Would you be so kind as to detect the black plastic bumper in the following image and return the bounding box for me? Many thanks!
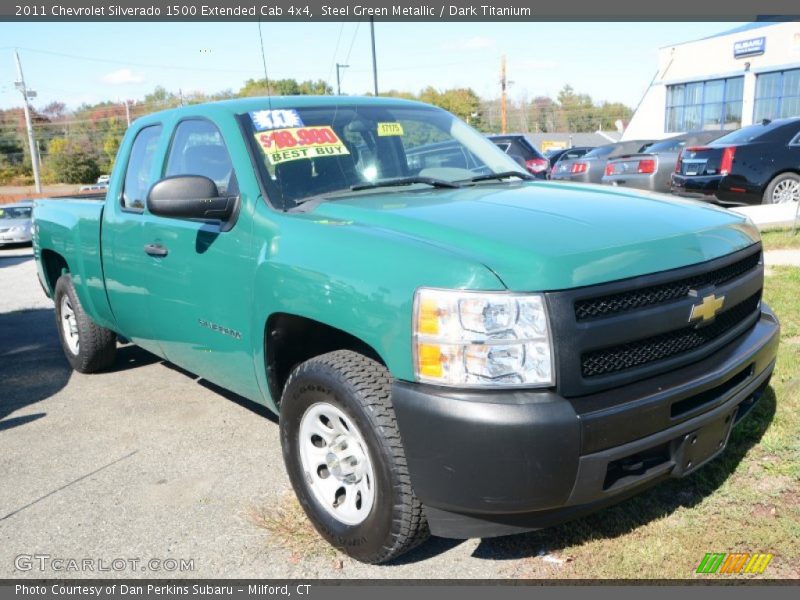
[670,173,723,199]
[392,306,779,539]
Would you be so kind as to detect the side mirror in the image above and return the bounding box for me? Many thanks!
[147,175,235,221]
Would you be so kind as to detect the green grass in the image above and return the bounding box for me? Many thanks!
[761,229,800,251]
[504,265,800,580]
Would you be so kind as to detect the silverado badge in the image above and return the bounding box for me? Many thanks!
[690,294,725,324]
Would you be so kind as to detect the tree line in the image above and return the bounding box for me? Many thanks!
[0,79,632,186]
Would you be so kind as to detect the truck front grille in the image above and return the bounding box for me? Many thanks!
[581,293,761,377]
[544,244,764,397]
[574,250,761,321]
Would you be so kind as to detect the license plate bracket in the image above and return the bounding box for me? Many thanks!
[671,411,736,477]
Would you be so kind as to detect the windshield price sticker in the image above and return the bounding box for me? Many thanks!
[254,126,350,165]
[377,122,404,136]
[250,109,304,131]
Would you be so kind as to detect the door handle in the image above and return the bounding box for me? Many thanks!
[144,243,168,257]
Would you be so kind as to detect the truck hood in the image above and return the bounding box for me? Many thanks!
[308,181,759,291]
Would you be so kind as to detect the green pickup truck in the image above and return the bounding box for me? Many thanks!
[33,96,779,564]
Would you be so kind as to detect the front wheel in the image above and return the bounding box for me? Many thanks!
[54,274,117,373]
[762,172,800,204]
[280,350,429,564]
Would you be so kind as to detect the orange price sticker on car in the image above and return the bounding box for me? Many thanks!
[254,126,350,165]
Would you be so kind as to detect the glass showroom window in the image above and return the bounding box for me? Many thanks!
[665,77,744,133]
[754,69,800,121]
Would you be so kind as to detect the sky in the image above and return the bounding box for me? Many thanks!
[0,21,746,111]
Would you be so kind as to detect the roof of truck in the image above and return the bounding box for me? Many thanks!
[165,95,429,116]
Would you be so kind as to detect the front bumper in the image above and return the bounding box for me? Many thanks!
[0,232,32,244]
[392,306,779,539]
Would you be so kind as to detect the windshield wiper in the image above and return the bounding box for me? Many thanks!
[464,171,535,183]
[351,176,461,191]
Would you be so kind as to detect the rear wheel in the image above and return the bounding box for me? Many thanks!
[54,275,117,373]
[280,350,429,563]
[762,172,800,204]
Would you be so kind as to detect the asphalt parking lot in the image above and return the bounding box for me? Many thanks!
[0,244,524,579]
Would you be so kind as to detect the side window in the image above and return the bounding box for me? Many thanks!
[166,120,236,195]
[122,125,162,210]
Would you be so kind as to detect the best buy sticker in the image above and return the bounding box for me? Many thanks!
[254,126,350,165]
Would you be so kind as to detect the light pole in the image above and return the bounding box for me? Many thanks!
[336,63,349,96]
[370,17,378,96]
[14,50,41,193]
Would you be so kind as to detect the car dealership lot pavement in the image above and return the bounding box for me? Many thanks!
[0,246,505,579]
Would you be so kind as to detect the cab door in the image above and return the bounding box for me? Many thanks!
[141,117,260,400]
[101,123,165,355]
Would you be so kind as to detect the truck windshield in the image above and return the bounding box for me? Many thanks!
[239,103,524,208]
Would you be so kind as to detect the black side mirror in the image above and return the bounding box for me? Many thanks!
[147,175,235,221]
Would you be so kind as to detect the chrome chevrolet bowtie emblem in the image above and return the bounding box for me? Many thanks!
[690,294,725,323]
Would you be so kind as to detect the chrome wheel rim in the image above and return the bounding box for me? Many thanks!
[60,295,79,355]
[771,179,800,204]
[298,402,375,526]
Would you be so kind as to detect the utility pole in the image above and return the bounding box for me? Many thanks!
[369,17,379,96]
[500,55,508,134]
[336,63,349,96]
[14,50,42,193]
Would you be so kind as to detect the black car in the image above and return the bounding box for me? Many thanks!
[671,117,800,205]
[544,146,594,178]
[488,134,549,178]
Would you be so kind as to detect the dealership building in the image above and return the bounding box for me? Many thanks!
[623,21,800,141]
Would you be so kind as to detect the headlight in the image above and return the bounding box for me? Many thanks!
[8,226,23,233]
[413,288,554,388]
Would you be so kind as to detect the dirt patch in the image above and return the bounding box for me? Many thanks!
[750,503,778,519]
[249,491,341,564]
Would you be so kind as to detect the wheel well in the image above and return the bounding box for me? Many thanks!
[41,250,69,292]
[762,169,800,192]
[265,313,385,406]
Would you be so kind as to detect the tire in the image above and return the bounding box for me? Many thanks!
[54,274,117,373]
[762,172,800,205]
[280,350,429,564]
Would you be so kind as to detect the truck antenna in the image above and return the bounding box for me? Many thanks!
[257,19,273,106]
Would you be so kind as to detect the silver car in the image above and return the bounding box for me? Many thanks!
[601,131,726,193]
[0,200,34,245]
[550,140,655,184]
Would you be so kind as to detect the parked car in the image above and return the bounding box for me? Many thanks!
[545,146,594,178]
[0,200,33,246]
[602,131,725,193]
[550,140,655,183]
[488,134,549,178]
[671,117,800,205]
[33,96,778,564]
[79,183,109,193]
[97,174,110,184]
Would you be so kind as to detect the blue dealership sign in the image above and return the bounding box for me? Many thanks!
[734,37,766,58]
